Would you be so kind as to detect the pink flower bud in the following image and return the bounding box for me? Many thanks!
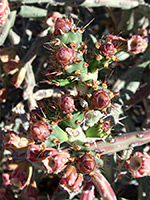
[10,161,33,190]
[56,47,76,67]
[30,121,51,142]
[126,152,150,178]
[90,89,111,110]
[60,165,83,193]
[127,35,148,54]
[54,18,72,35]
[59,94,76,114]
[76,154,96,174]
[3,131,32,151]
[42,150,70,174]
[0,0,10,26]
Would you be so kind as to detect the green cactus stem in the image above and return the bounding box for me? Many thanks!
[18,5,47,18]
[0,10,16,45]
[90,129,150,155]
[9,0,140,9]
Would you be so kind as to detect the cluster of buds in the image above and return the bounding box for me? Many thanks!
[2,10,150,200]
[0,0,10,26]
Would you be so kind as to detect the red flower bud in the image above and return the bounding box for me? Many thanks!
[76,154,96,174]
[127,35,148,54]
[101,120,111,132]
[56,47,76,67]
[126,152,150,178]
[42,150,70,174]
[99,42,115,58]
[54,18,72,35]
[46,11,62,27]
[26,144,57,162]
[30,121,51,142]
[3,131,32,151]
[90,89,111,110]
[59,94,76,114]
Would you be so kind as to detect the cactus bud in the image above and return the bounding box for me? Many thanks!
[42,150,70,174]
[99,42,115,58]
[26,144,57,162]
[76,153,96,174]
[126,152,150,178]
[46,11,62,27]
[90,89,111,111]
[54,18,72,35]
[30,121,51,142]
[56,47,76,67]
[59,94,76,114]
[127,35,148,54]
[3,131,32,151]
[0,0,10,26]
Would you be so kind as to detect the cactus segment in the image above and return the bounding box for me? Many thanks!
[90,129,150,155]
[18,5,47,18]
[0,11,16,45]
[8,0,139,9]
[45,125,68,147]
[91,170,117,200]
[62,111,84,129]
[66,127,86,142]
[58,31,82,46]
